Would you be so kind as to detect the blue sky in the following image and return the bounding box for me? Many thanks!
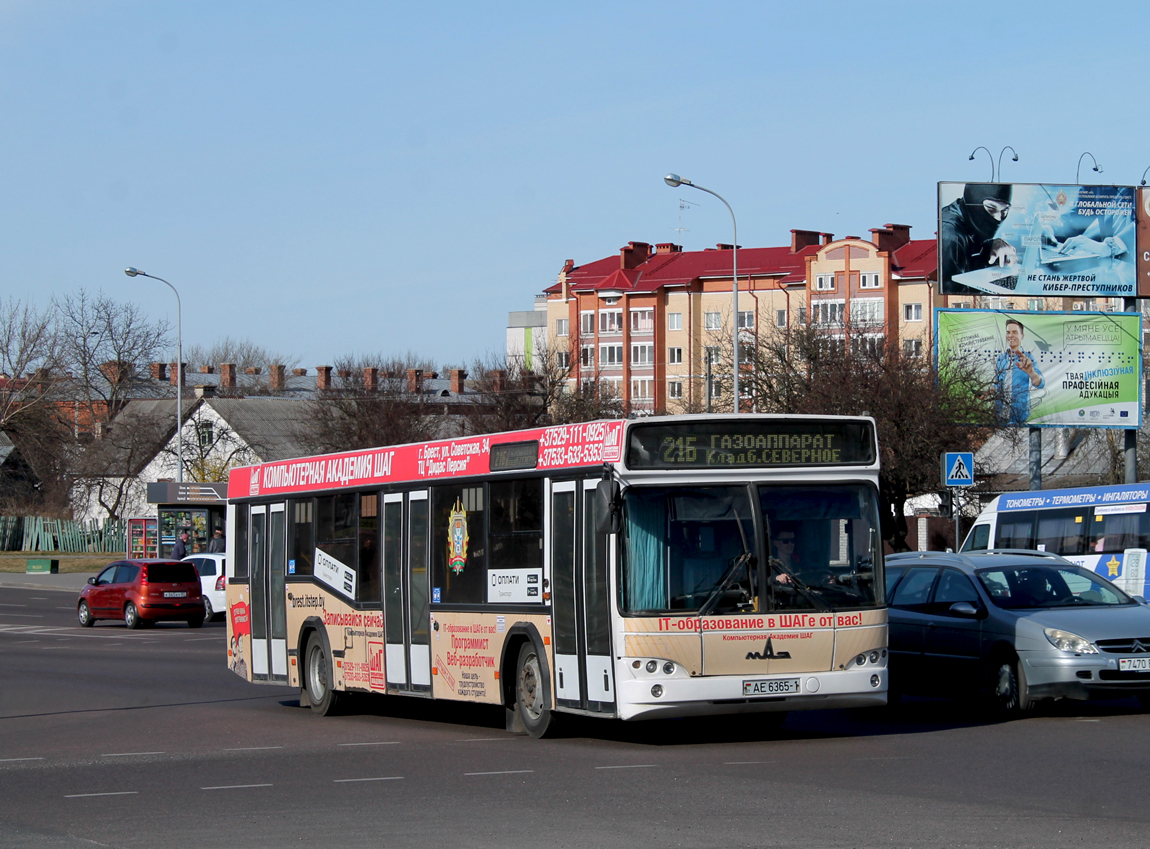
[3,1,1147,369]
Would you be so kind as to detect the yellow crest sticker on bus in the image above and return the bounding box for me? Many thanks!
[449,498,469,574]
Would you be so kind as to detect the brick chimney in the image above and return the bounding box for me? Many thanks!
[821,233,835,245]
[316,366,333,391]
[406,369,423,393]
[149,362,168,381]
[654,243,683,255]
[219,363,237,389]
[790,229,822,252]
[269,364,286,391]
[449,369,467,394]
[99,360,132,384]
[562,259,575,274]
[363,367,379,392]
[336,369,352,380]
[491,369,507,394]
[244,366,262,375]
[198,365,215,374]
[620,241,651,269]
[870,223,912,253]
[292,368,308,377]
[168,362,186,387]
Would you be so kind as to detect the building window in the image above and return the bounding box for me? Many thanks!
[580,345,594,368]
[812,300,845,326]
[704,312,722,331]
[197,421,214,449]
[631,343,654,365]
[775,310,787,328]
[704,346,721,366]
[852,335,884,357]
[556,350,570,369]
[631,378,653,400]
[600,344,624,366]
[604,378,622,398]
[903,303,922,322]
[860,272,881,289]
[852,298,883,326]
[816,274,835,291]
[555,318,569,337]
[630,308,654,332]
[668,347,683,365]
[709,379,722,399]
[668,381,683,399]
[668,312,682,331]
[579,311,594,335]
[599,309,623,333]
[737,310,754,329]
[903,339,923,358]
[1027,299,1043,311]
[797,306,808,324]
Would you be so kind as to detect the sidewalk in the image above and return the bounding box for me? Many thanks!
[0,572,94,593]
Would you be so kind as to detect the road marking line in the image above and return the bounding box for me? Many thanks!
[224,746,285,751]
[201,784,272,790]
[184,637,222,642]
[338,742,400,747]
[14,640,40,644]
[0,603,28,607]
[464,770,535,776]
[460,737,506,742]
[0,613,45,618]
[334,776,404,783]
[66,791,139,798]
[724,760,776,765]
[0,757,44,762]
[595,764,656,770]
[30,597,49,600]
[101,752,165,757]
[1075,719,1102,722]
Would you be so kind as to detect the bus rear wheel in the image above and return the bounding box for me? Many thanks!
[305,632,341,716]
[515,642,554,738]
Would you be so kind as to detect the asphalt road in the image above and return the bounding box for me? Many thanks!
[3,584,1150,849]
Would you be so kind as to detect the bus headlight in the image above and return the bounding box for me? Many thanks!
[663,662,675,675]
[869,651,880,664]
[646,660,658,673]
[651,684,664,698]
[870,674,881,688]
[855,654,867,666]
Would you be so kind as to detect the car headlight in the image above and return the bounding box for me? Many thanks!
[1044,628,1098,654]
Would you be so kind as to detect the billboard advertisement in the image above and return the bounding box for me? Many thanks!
[1137,187,1150,297]
[935,309,1142,429]
[938,182,1137,298]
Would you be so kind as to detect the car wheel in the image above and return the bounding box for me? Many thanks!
[305,633,341,716]
[515,642,554,738]
[202,598,214,624]
[77,601,94,628]
[124,602,142,630]
[991,655,1032,714]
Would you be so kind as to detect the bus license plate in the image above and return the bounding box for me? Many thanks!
[743,678,800,696]
[1119,657,1150,672]
[163,591,187,598]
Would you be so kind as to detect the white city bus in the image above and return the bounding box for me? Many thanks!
[224,414,888,736]
[962,483,1150,597]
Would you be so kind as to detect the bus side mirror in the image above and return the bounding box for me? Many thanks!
[595,480,621,535]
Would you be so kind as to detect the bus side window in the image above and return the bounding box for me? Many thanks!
[963,524,990,552]
[1035,509,1086,556]
[1092,508,1150,553]
[996,511,1036,550]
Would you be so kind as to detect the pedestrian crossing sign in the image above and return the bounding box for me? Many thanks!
[941,452,975,488]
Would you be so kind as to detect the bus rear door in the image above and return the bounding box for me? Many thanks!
[382,491,432,694]
[249,503,288,683]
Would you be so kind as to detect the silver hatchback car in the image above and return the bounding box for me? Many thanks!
[886,550,1150,712]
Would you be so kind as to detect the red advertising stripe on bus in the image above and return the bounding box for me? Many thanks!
[227,420,625,499]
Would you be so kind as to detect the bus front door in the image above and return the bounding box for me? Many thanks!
[249,503,288,683]
[551,480,616,714]
[382,491,432,694]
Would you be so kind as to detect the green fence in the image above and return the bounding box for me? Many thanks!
[0,516,126,553]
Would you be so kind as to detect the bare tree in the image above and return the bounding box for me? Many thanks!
[298,355,440,454]
[0,297,62,431]
[70,406,171,521]
[152,404,262,483]
[462,347,574,435]
[184,336,300,373]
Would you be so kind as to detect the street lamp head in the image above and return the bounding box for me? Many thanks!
[664,173,683,188]
[967,154,975,161]
[124,267,141,277]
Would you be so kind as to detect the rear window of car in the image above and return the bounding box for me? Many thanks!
[145,563,199,584]
[194,559,218,577]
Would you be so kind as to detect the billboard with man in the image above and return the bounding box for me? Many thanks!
[938,182,1137,297]
[935,309,1142,428]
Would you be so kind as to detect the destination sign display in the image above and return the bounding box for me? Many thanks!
[626,420,876,470]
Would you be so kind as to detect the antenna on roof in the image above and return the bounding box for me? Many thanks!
[673,198,698,239]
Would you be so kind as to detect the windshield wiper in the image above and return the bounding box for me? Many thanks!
[769,558,832,612]
[698,551,756,617]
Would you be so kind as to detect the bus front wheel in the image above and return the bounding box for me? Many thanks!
[515,642,554,738]
[305,632,341,716]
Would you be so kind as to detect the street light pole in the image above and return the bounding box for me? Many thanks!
[125,267,183,483]
[664,174,740,413]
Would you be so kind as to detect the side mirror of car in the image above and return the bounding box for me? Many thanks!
[1134,595,1148,605]
[948,601,982,618]
[87,576,97,585]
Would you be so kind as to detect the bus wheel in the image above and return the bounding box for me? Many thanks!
[515,642,553,738]
[305,633,341,716]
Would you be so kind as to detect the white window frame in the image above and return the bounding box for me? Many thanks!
[630,378,653,400]
[667,347,683,365]
[668,381,683,400]
[815,274,835,291]
[579,311,595,335]
[859,272,881,289]
[667,312,682,331]
[630,343,654,366]
[775,309,787,328]
[704,311,722,331]
[852,297,884,326]
[704,346,721,366]
[599,343,623,366]
[556,350,570,369]
[737,310,754,330]
[812,299,845,326]
[903,338,923,358]
[580,345,594,368]
[903,303,922,322]
[599,309,623,334]
[555,318,569,337]
[630,308,654,333]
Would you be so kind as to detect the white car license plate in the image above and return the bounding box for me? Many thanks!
[743,678,800,696]
[163,591,187,598]
[1119,657,1150,672]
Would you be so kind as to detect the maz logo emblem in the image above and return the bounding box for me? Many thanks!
[745,637,791,661]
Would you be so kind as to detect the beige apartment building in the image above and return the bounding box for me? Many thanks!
[540,224,945,412]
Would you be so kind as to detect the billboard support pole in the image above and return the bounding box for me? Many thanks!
[1125,296,1139,484]
[1029,427,1042,491]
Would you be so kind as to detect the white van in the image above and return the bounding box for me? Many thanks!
[961,483,1150,597]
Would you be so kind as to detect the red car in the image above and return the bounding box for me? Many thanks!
[77,559,205,629]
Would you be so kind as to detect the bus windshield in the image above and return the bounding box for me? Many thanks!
[621,483,881,614]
